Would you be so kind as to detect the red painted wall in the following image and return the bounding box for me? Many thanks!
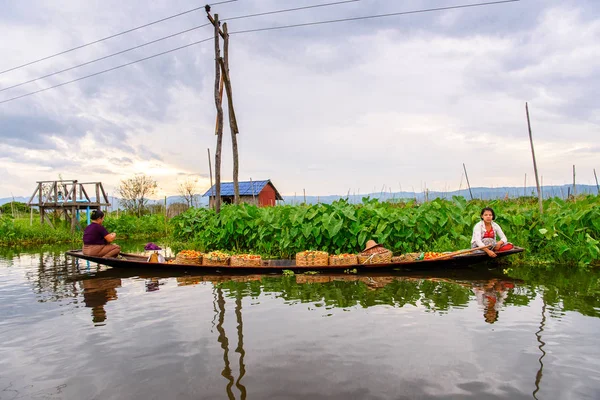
[258,184,277,207]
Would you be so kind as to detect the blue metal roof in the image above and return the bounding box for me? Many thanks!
[203,180,282,199]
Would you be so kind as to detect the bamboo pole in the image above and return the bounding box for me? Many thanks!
[207,148,214,207]
[594,168,599,195]
[463,163,473,200]
[525,102,543,214]
[572,165,576,198]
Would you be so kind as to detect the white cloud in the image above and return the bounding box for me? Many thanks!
[0,1,598,198]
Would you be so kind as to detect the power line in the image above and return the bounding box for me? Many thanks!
[0,37,212,105]
[0,0,237,76]
[224,0,359,22]
[0,24,210,93]
[1,0,360,93]
[0,0,520,106]
[230,0,520,34]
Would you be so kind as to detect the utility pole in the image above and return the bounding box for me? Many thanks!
[220,23,240,204]
[207,7,224,213]
[525,102,543,215]
[206,6,240,207]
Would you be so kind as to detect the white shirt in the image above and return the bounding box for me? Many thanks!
[471,221,508,247]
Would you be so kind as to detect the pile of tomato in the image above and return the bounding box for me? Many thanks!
[177,250,203,258]
[423,252,445,260]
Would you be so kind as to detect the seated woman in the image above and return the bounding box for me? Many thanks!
[471,207,511,258]
[82,210,120,258]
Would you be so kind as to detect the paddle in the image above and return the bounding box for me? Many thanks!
[430,245,490,261]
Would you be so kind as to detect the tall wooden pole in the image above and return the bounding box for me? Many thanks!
[463,163,473,200]
[572,165,576,197]
[212,13,224,213]
[207,148,214,208]
[525,102,543,215]
[594,168,599,195]
[220,23,240,205]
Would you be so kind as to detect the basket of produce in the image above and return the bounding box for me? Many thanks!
[358,240,392,265]
[296,250,329,267]
[329,253,358,266]
[230,254,262,267]
[392,253,420,262]
[202,250,231,266]
[358,251,392,264]
[175,250,203,265]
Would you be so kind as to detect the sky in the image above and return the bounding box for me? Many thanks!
[0,0,598,200]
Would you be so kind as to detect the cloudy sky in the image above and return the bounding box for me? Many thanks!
[0,0,598,199]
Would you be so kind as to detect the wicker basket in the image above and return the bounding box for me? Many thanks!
[175,253,203,265]
[358,250,393,265]
[391,253,420,263]
[329,254,358,266]
[202,251,231,266]
[296,251,329,267]
[230,254,262,267]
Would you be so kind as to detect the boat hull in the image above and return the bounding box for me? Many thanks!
[66,247,524,272]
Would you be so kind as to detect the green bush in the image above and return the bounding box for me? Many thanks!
[170,196,600,267]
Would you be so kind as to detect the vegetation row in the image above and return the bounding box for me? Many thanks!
[1,196,598,268]
[171,196,600,268]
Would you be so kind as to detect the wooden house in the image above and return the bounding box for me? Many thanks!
[203,180,283,207]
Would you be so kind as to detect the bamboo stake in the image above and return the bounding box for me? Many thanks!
[525,103,543,214]
[463,163,473,200]
[572,165,576,198]
[207,148,214,207]
[250,178,256,205]
[594,168,599,195]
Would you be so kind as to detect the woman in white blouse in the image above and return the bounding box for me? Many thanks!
[471,207,509,258]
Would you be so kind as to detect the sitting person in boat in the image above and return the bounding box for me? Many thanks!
[82,210,120,258]
[471,207,512,258]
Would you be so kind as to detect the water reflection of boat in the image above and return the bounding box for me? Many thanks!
[66,247,524,272]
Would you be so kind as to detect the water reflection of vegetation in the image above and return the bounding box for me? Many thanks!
[216,276,474,313]
[507,265,600,318]
[3,244,599,321]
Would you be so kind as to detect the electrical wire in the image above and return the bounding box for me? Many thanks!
[0,24,210,93]
[230,0,519,34]
[0,0,521,105]
[1,0,360,93]
[0,0,237,76]
[0,37,212,105]
[223,0,359,22]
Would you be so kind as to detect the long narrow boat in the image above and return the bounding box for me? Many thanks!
[66,246,524,271]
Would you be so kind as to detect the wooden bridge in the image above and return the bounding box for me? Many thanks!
[27,180,111,231]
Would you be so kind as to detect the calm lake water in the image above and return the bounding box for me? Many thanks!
[1,243,599,400]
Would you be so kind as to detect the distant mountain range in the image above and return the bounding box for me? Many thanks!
[1,184,597,208]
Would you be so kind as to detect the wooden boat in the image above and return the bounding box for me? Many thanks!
[66,246,524,272]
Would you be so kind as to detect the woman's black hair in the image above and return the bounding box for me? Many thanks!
[480,207,495,220]
[91,209,105,220]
